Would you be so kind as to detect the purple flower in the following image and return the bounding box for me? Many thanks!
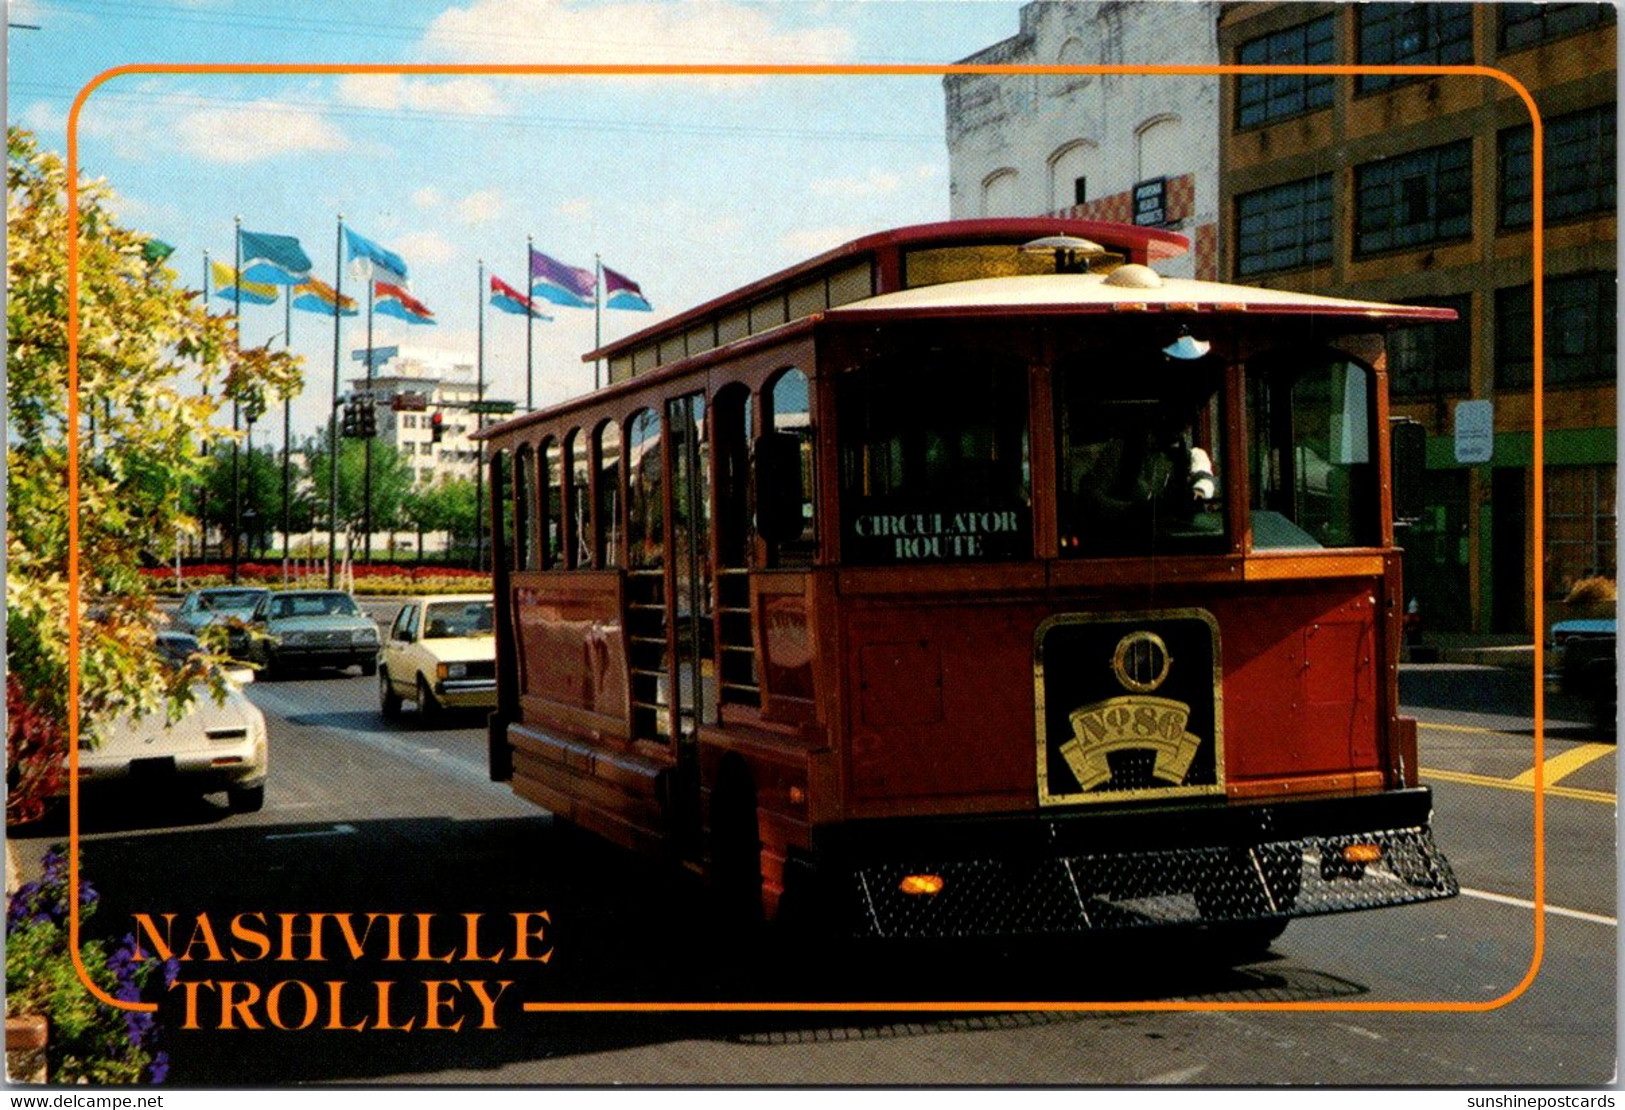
[161,957,180,987]
[146,1051,169,1085]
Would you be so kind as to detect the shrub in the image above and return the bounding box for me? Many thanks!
[6,847,172,1084]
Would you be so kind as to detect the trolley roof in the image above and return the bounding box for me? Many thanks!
[823,269,1459,322]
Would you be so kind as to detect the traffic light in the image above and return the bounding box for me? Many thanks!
[357,393,376,439]
[430,411,445,443]
[340,396,360,438]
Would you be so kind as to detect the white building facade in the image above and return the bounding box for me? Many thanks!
[945,1,1222,280]
[348,345,493,487]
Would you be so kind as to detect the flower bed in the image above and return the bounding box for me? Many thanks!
[142,564,492,596]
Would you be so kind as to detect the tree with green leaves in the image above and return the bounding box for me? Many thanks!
[301,428,415,539]
[404,475,479,558]
[6,126,302,822]
[199,441,313,559]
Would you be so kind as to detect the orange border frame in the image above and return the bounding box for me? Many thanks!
[63,61,1545,1017]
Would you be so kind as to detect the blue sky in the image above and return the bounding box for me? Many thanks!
[9,0,1026,438]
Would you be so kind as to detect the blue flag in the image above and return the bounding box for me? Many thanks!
[239,229,312,285]
[344,227,408,286]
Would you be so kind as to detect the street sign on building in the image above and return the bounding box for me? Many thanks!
[1454,399,1494,464]
[1132,177,1168,227]
[466,400,517,415]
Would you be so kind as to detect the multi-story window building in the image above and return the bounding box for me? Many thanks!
[348,345,500,488]
[944,1,1223,279]
[1219,2,1616,635]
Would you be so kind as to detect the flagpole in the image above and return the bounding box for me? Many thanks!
[200,249,211,562]
[525,235,534,412]
[329,216,344,588]
[363,277,375,566]
[282,292,293,584]
[231,216,242,585]
[474,260,486,572]
[593,254,603,392]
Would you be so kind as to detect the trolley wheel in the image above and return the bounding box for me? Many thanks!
[417,675,443,724]
[709,762,764,934]
[379,668,403,719]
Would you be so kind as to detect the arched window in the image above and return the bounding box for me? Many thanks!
[712,382,755,567]
[1136,115,1183,183]
[761,367,815,565]
[595,419,623,568]
[626,408,664,569]
[565,428,590,568]
[540,438,563,569]
[513,445,535,570]
[981,168,1020,218]
[1049,140,1095,212]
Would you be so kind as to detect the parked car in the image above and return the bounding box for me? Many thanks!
[1551,617,1617,734]
[176,586,270,653]
[245,589,380,677]
[378,594,496,720]
[72,630,267,812]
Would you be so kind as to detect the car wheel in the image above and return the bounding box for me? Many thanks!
[360,656,378,677]
[380,668,403,719]
[227,783,265,814]
[417,675,443,724]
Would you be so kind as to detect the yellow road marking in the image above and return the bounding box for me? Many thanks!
[1419,721,1523,737]
[1510,742,1616,788]
[1421,766,1615,805]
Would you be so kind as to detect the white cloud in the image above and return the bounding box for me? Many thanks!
[173,100,349,164]
[335,74,511,116]
[412,187,444,209]
[780,225,864,258]
[421,0,854,85]
[557,198,593,219]
[810,169,904,199]
[391,230,459,266]
[455,189,507,226]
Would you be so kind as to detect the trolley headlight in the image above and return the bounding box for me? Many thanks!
[898,874,945,896]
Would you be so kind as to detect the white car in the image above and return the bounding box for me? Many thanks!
[73,631,268,813]
[378,595,497,721]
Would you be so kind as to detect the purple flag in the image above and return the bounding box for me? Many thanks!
[529,248,595,309]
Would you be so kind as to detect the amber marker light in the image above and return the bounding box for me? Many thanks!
[899,874,945,896]
[1343,843,1384,864]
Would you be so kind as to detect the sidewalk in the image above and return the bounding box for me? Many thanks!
[1405,632,1539,670]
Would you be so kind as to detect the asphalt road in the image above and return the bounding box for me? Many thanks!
[11,656,1615,1087]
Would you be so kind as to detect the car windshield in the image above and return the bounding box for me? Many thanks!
[423,601,494,638]
[200,590,265,611]
[271,593,362,619]
[156,633,202,672]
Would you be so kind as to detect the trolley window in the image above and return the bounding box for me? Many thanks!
[837,348,1031,564]
[1247,351,1380,549]
[1054,337,1225,557]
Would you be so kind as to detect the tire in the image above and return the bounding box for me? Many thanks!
[379,668,403,719]
[227,783,265,814]
[709,763,764,934]
[360,656,378,677]
[417,675,443,724]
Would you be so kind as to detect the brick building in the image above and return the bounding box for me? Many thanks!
[1217,2,1616,634]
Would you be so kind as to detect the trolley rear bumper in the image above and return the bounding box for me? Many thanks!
[800,788,1457,940]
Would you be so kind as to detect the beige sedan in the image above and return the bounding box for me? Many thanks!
[378,594,497,722]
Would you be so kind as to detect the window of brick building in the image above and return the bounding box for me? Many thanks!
[1388,294,1473,397]
[1499,3,1615,52]
[1236,16,1336,128]
[1499,104,1617,227]
[1355,140,1472,254]
[1357,3,1474,92]
[1235,174,1333,276]
[1547,464,1617,597]
[1495,273,1618,388]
